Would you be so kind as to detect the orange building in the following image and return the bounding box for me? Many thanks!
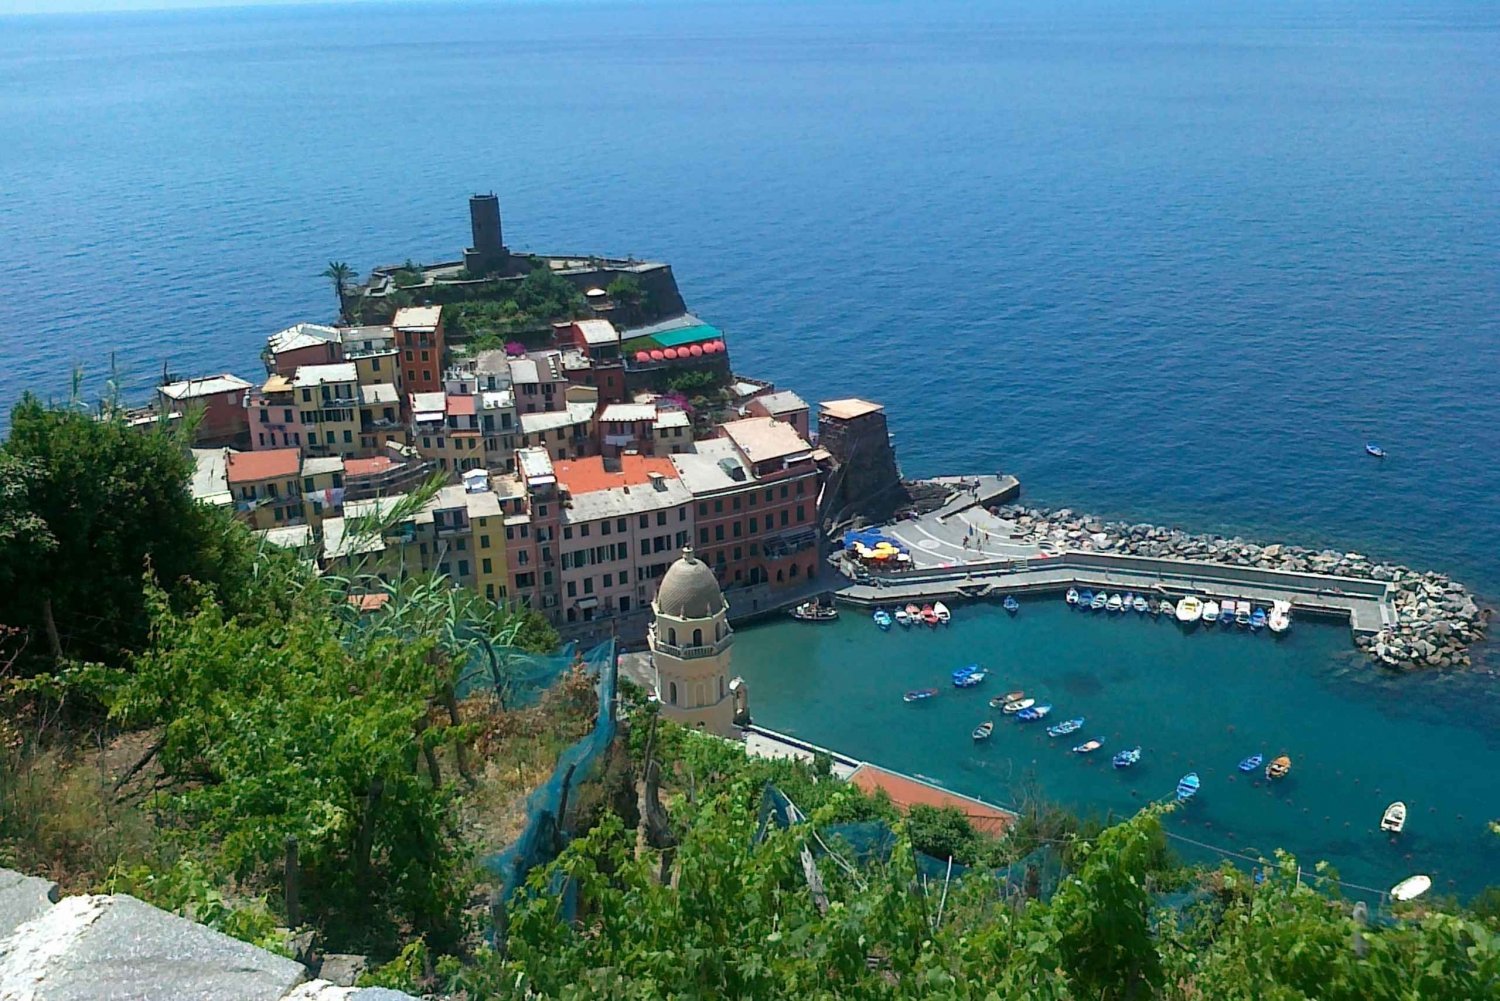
[393,305,445,394]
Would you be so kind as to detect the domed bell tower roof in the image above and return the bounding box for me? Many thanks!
[655,547,726,619]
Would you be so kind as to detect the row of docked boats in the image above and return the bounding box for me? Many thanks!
[1064,587,1292,634]
[873,601,951,630]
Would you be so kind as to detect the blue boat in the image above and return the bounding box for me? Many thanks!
[1016,703,1053,722]
[873,609,893,631]
[952,663,980,681]
[1003,595,1020,614]
[1113,746,1141,769]
[1366,442,1386,458]
[1078,589,1094,608]
[1046,717,1084,737]
[1250,607,1267,631]
[1176,773,1201,801]
[1238,754,1264,772]
[954,670,988,689]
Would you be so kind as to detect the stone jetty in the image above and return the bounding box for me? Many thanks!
[997,505,1488,671]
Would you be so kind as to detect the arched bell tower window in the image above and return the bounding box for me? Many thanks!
[668,627,677,645]
[693,627,703,646]
[669,681,678,705]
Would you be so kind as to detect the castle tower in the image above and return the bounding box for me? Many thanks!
[464,193,508,276]
[649,548,736,736]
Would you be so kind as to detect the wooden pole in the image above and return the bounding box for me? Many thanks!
[284,836,301,927]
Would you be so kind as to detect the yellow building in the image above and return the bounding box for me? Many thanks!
[294,363,362,459]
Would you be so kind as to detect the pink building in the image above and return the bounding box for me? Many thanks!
[246,375,308,450]
[265,324,342,377]
[157,374,252,447]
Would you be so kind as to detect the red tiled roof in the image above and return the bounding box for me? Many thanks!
[849,764,1014,837]
[225,447,301,484]
[343,456,396,476]
[348,593,391,613]
[446,394,476,416]
[553,454,680,495]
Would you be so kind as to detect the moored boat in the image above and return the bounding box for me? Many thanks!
[903,688,938,703]
[1176,596,1204,623]
[1202,600,1221,624]
[934,601,952,624]
[1268,600,1292,634]
[1132,594,1149,613]
[1078,588,1094,609]
[1072,738,1104,754]
[1106,593,1124,613]
[1380,801,1407,834]
[1234,600,1252,627]
[1046,717,1084,737]
[790,601,838,622]
[894,607,911,627]
[1159,598,1177,617]
[1016,703,1053,721]
[1238,753,1264,773]
[972,720,995,741]
[1113,746,1142,769]
[873,609,893,630]
[952,663,979,681]
[1176,772,1201,801]
[954,670,988,688]
[921,605,939,626]
[1390,874,1431,901]
[1250,606,1267,630]
[1265,755,1292,780]
[1002,595,1020,614]
[1002,697,1034,714]
[1090,591,1107,611]
[1065,587,1080,605]
[1122,592,1136,612]
[1366,442,1387,459]
[905,604,921,621]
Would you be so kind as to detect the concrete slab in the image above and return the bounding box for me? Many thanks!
[0,869,57,940]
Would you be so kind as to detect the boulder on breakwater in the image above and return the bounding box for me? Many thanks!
[995,504,1487,672]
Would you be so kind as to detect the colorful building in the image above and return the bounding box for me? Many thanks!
[393,305,445,394]
[157,374,251,447]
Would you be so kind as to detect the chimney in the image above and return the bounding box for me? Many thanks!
[649,472,666,491]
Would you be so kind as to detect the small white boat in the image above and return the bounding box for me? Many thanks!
[934,601,952,624]
[894,607,911,627]
[1159,598,1176,617]
[1176,596,1203,623]
[1390,874,1431,902]
[1131,594,1149,613]
[1065,587,1080,605]
[1090,592,1107,611]
[1381,801,1407,834]
[1202,600,1221,624]
[1234,599,1252,627]
[1106,593,1124,613]
[1268,600,1291,634]
[972,720,994,741]
[1002,697,1035,714]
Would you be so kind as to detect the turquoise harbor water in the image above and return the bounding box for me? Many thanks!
[735,600,1500,899]
[2,1,1497,887]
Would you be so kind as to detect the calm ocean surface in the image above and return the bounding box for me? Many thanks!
[3,0,1497,885]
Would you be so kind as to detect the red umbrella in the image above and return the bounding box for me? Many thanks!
[649,349,665,361]
[635,351,651,363]
[664,347,679,360]
[688,344,704,357]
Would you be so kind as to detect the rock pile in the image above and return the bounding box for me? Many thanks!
[996,504,1487,671]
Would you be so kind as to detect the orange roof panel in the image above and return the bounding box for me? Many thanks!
[225,447,301,484]
[553,454,680,495]
[849,764,1013,837]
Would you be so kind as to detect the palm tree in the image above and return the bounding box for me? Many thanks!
[321,260,355,322]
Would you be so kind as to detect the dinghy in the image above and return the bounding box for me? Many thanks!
[1090,591,1108,611]
[894,607,911,627]
[1072,738,1104,754]
[903,688,938,703]
[972,720,994,741]
[934,601,952,624]
[1046,717,1084,737]
[921,605,939,626]
[1132,594,1149,613]
[1016,703,1053,722]
[1002,697,1034,714]
[873,609,893,630]
[1202,600,1221,624]
[1159,598,1177,617]
[1234,600,1252,627]
[1113,746,1141,769]
[1366,443,1386,459]
[1065,587,1080,605]
[1175,596,1203,623]
[905,604,921,621]
[1176,772,1201,801]
[1268,600,1292,634]
[1380,801,1407,834]
[1078,588,1094,608]
[1265,755,1292,780]
[1238,754,1264,773]
[952,664,979,681]
[790,601,838,622]
[1250,606,1267,630]
[954,670,987,688]
[1390,875,1431,901]
[1002,596,1020,614]
[1106,593,1124,613]
[1122,592,1136,612]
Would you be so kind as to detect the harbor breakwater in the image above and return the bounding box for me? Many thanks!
[995,505,1488,672]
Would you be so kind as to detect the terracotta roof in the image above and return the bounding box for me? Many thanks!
[819,398,884,421]
[344,455,396,476]
[553,454,680,495]
[446,394,476,416]
[225,447,301,484]
[348,593,391,613]
[848,764,1013,837]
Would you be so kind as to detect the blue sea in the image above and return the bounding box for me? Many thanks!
[3,0,1498,885]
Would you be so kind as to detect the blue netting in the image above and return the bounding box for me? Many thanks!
[456,639,582,707]
[484,639,617,937]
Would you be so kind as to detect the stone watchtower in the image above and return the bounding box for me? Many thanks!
[464,193,509,276]
[817,398,905,523]
[648,548,737,736]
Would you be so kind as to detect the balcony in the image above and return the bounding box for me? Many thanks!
[649,626,733,659]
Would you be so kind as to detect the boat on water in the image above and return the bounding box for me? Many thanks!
[921,605,940,626]
[989,690,1024,708]
[1132,594,1149,613]
[954,670,988,689]
[1072,738,1104,754]
[905,604,921,621]
[1234,600,1252,627]
[1202,600,1221,624]
[934,601,952,624]
[1265,755,1292,780]
[1238,754,1264,773]
[1002,697,1035,714]
[1366,442,1387,459]
[1113,746,1141,769]
[790,601,838,622]
[972,720,994,741]
[1122,592,1136,611]
[1078,589,1094,609]
[1390,874,1431,901]
[1250,606,1267,630]
[1002,595,1020,614]
[952,663,980,681]
[1090,591,1107,611]
[1066,587,1080,605]
[1176,596,1204,623]
[1016,703,1053,722]
[1268,600,1292,634]
[873,609,893,630]
[1046,717,1084,737]
[894,607,911,627]
[903,688,938,703]
[1176,772,1201,801]
[1159,598,1177,617]
[1381,801,1407,834]
[1106,593,1124,613]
